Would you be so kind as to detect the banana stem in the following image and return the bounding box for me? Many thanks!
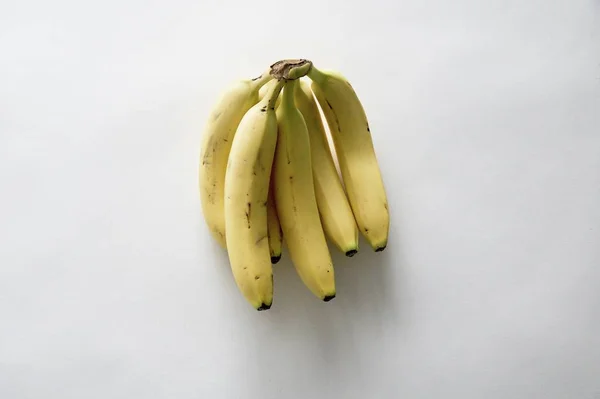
[263,80,285,109]
[281,80,298,109]
[270,59,313,80]
[250,69,274,90]
[306,65,327,85]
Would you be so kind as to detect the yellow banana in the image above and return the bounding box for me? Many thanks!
[199,71,273,248]
[199,59,313,249]
[224,80,284,310]
[273,80,336,301]
[266,181,283,264]
[295,80,359,256]
[259,83,282,109]
[308,66,389,251]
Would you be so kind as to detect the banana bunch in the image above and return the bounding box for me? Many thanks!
[199,59,389,310]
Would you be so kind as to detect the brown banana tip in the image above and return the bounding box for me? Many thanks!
[323,294,336,302]
[257,302,272,311]
[345,249,358,257]
[375,245,387,252]
[271,255,282,264]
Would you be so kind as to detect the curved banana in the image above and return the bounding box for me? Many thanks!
[308,66,389,251]
[273,80,336,301]
[224,80,284,310]
[260,82,284,264]
[199,71,273,248]
[266,182,283,264]
[295,80,359,256]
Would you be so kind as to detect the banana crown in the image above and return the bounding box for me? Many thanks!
[270,59,313,80]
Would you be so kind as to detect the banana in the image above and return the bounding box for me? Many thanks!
[266,181,283,264]
[259,83,282,109]
[260,82,284,264]
[295,80,359,256]
[273,80,336,301]
[308,66,389,251]
[224,79,284,310]
[199,71,273,248]
[199,59,313,249]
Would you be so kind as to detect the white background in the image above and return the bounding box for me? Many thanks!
[1,0,599,398]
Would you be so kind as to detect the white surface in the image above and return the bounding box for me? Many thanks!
[1,0,600,397]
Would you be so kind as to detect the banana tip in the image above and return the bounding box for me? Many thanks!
[323,294,336,302]
[271,255,282,264]
[257,302,272,311]
[374,245,387,252]
[345,249,358,257]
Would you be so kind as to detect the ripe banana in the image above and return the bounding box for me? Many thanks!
[308,66,389,251]
[224,79,284,310]
[273,80,336,301]
[199,71,273,248]
[260,82,284,264]
[266,180,282,264]
[295,80,359,256]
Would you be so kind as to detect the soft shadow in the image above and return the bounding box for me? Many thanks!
[312,237,405,361]
[242,234,409,392]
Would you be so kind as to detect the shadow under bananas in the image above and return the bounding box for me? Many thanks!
[237,236,408,396]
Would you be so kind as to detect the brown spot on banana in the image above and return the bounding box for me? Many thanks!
[325,100,341,133]
[245,202,252,228]
[205,187,215,204]
[202,150,212,166]
[290,192,296,213]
